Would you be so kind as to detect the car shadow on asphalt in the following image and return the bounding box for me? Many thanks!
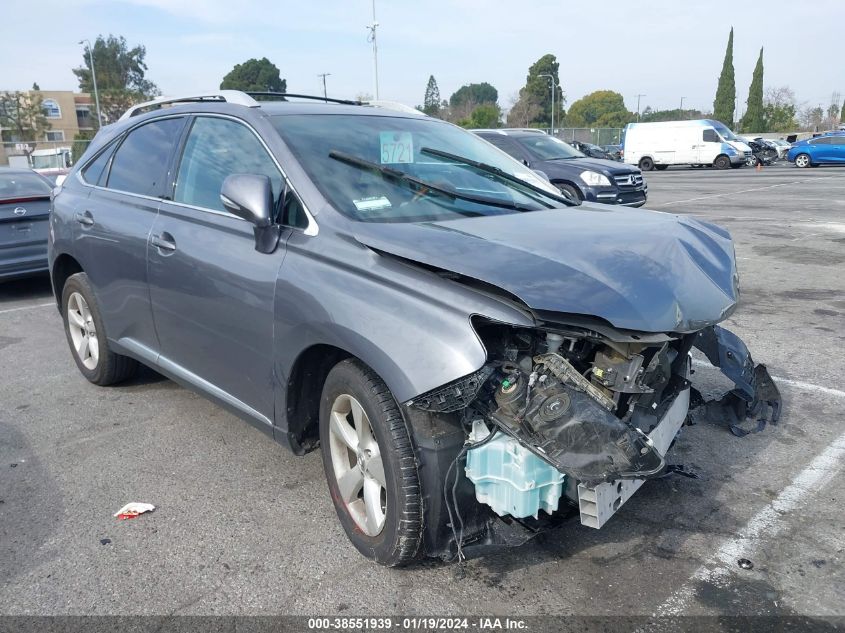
[0,274,53,303]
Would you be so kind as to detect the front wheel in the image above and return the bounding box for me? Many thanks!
[746,155,758,167]
[555,183,582,203]
[62,273,138,385]
[319,359,422,566]
[794,153,811,168]
[713,155,731,170]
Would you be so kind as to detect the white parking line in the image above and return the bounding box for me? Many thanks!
[0,301,54,315]
[690,358,845,399]
[656,429,845,616]
[657,176,838,206]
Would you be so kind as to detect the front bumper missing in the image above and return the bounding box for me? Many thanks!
[578,384,690,528]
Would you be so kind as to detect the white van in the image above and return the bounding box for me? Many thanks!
[622,119,752,171]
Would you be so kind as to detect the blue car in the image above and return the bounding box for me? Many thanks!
[787,133,845,167]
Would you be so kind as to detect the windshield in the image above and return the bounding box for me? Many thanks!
[272,114,564,223]
[0,171,52,200]
[517,135,584,161]
[711,121,741,142]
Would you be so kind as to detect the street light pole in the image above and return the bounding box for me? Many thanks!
[317,73,331,101]
[365,0,380,99]
[679,96,685,119]
[636,94,646,122]
[79,39,102,127]
[539,73,556,135]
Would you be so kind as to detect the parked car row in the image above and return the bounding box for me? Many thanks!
[35,91,780,567]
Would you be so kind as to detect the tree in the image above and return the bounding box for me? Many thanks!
[73,35,159,124]
[505,92,542,128]
[762,87,797,132]
[220,57,286,94]
[449,82,498,109]
[509,54,565,129]
[422,75,441,117]
[32,82,40,91]
[0,92,50,158]
[740,48,764,132]
[713,27,736,125]
[640,106,705,122]
[457,103,501,129]
[565,90,633,127]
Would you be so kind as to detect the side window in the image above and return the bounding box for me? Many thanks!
[831,136,845,145]
[702,129,720,143]
[482,135,524,161]
[107,118,185,196]
[81,144,116,186]
[810,137,831,145]
[282,189,309,229]
[174,117,283,213]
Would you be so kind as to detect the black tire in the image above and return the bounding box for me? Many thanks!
[319,359,422,566]
[638,157,654,171]
[61,272,138,386]
[713,155,731,170]
[654,164,669,171]
[555,183,582,203]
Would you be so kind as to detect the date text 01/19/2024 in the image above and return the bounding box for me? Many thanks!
[306,617,528,630]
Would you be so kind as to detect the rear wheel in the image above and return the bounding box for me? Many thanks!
[319,359,422,566]
[62,273,138,385]
[713,155,731,170]
[794,153,811,168]
[638,157,654,171]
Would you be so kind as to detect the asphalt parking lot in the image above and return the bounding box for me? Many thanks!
[1,163,844,621]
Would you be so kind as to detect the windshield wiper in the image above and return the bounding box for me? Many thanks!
[420,147,576,206]
[328,150,539,212]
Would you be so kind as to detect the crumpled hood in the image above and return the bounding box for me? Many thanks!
[353,205,739,333]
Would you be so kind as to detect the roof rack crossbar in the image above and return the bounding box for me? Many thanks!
[118,90,259,121]
[245,92,362,106]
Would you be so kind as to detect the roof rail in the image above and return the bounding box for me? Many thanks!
[364,100,425,116]
[245,92,362,106]
[118,90,259,121]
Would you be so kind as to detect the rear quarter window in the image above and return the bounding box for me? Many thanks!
[106,117,185,196]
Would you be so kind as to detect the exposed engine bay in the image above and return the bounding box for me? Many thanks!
[408,319,781,559]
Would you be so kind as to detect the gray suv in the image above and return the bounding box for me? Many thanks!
[49,92,779,566]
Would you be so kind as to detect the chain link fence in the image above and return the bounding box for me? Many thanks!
[555,128,624,146]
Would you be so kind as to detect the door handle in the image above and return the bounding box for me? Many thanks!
[74,211,94,226]
[150,232,176,252]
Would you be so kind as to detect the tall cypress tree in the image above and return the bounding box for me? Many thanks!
[713,28,736,125]
[422,75,441,117]
[740,48,764,132]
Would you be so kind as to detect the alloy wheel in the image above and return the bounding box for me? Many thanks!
[795,154,810,168]
[328,394,387,536]
[66,292,99,370]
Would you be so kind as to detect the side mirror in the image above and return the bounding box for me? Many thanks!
[220,174,273,227]
[220,174,281,254]
[522,159,530,167]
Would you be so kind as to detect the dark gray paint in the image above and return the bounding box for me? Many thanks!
[49,101,740,447]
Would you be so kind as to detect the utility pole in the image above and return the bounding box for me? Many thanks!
[365,0,380,99]
[679,96,685,115]
[79,39,102,127]
[317,73,331,100]
[636,94,646,122]
[539,73,556,135]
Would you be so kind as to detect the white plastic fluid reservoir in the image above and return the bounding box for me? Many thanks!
[465,421,564,519]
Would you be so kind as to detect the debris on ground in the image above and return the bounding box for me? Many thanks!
[738,558,754,570]
[114,502,155,520]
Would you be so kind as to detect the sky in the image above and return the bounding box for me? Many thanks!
[3,0,843,118]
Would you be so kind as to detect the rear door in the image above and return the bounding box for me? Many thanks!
[827,135,845,162]
[147,115,288,425]
[75,116,187,354]
[0,171,52,276]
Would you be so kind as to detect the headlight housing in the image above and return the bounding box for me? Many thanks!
[580,171,611,187]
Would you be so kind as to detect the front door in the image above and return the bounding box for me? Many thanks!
[147,115,287,425]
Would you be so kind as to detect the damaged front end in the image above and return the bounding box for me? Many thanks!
[406,318,781,559]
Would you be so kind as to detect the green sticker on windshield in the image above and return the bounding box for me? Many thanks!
[380,131,413,164]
